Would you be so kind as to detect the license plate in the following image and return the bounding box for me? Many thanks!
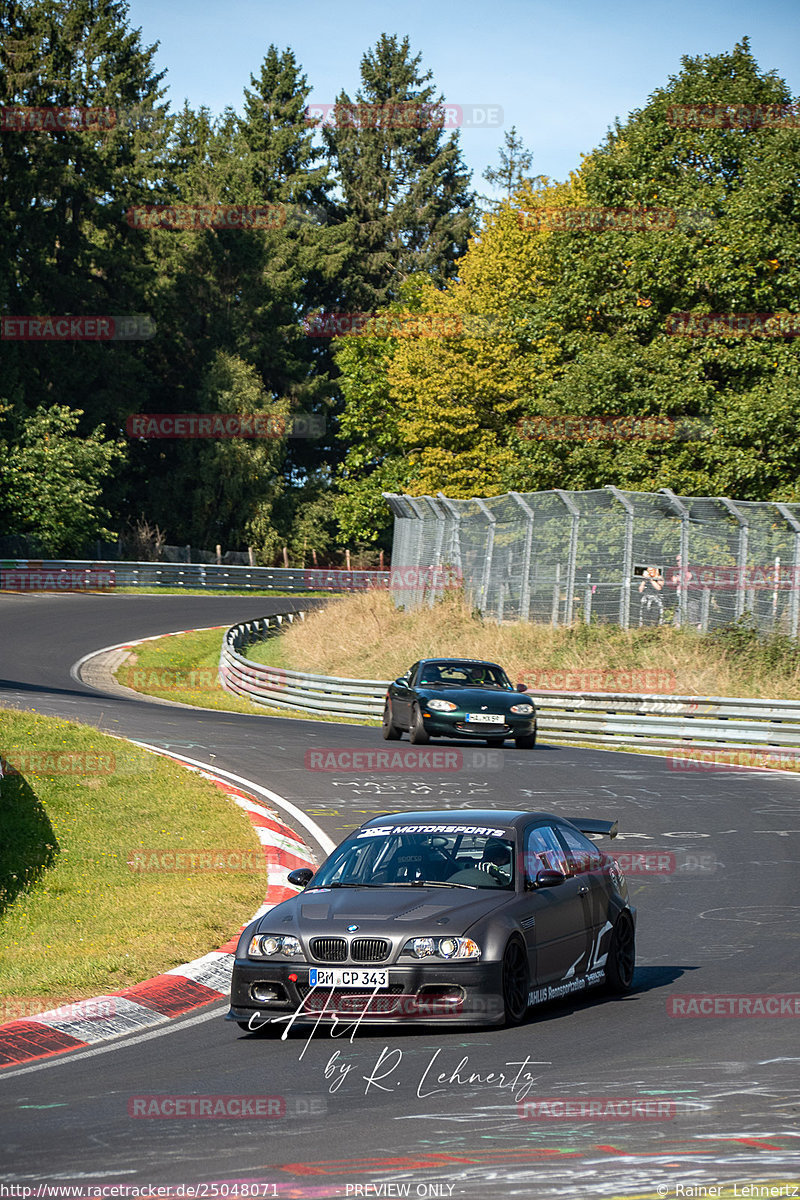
[465,712,504,724]
[309,968,389,988]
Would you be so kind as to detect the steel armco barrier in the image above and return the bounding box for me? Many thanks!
[220,612,391,719]
[0,559,389,592]
[219,613,800,755]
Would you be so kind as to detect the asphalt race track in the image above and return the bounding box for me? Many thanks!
[1,593,799,1199]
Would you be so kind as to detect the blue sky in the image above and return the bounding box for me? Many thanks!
[126,0,799,193]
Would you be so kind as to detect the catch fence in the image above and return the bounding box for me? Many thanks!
[383,487,800,635]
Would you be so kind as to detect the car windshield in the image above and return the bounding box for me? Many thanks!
[418,663,513,689]
[309,829,516,890]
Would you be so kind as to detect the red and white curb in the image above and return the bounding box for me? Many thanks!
[0,749,318,1069]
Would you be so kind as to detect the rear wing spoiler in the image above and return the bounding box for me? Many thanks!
[566,818,618,840]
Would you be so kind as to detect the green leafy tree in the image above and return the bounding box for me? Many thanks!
[0,405,124,553]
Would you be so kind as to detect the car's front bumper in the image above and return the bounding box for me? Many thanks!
[227,959,506,1027]
[419,711,536,739]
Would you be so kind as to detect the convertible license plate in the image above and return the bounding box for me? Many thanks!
[465,712,504,724]
[309,968,389,988]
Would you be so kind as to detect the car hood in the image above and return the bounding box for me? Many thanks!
[417,686,527,709]
[256,886,510,935]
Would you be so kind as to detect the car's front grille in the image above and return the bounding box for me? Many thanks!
[351,938,390,963]
[309,937,347,962]
[455,722,511,733]
[297,985,405,1014]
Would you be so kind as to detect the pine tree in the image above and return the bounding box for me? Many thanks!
[323,34,477,310]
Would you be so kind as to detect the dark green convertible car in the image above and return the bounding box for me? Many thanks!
[382,658,537,749]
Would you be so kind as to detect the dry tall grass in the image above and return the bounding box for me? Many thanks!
[270,590,800,699]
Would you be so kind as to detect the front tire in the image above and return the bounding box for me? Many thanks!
[501,938,529,1026]
[514,731,536,749]
[382,701,402,741]
[605,914,635,993]
[409,703,430,745]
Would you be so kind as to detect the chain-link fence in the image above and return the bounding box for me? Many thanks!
[383,487,800,636]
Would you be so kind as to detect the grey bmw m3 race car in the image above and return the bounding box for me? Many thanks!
[228,808,636,1030]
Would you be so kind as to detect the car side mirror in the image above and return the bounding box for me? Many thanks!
[532,869,566,889]
[287,867,314,888]
[516,683,528,692]
[395,676,409,687]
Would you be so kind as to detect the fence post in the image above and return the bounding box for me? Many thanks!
[436,492,464,590]
[551,562,561,627]
[427,497,448,608]
[509,491,535,621]
[405,496,429,608]
[474,498,496,615]
[605,485,634,630]
[555,489,580,624]
[584,573,593,624]
[774,503,800,638]
[719,497,749,620]
[660,488,690,627]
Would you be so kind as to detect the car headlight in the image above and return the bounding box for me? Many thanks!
[248,934,304,958]
[427,699,458,712]
[403,936,481,960]
[510,703,534,714]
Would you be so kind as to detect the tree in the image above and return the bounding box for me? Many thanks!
[322,34,477,310]
[333,40,800,531]
[0,405,124,554]
[481,126,538,205]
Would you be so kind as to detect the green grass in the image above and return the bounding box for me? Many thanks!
[115,628,364,724]
[0,709,267,1004]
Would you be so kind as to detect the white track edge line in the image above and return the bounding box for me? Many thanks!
[130,742,336,856]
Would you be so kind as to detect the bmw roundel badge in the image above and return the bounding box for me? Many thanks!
[347,924,359,932]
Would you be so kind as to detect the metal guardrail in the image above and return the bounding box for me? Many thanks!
[219,613,800,755]
[219,612,390,717]
[0,559,389,592]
